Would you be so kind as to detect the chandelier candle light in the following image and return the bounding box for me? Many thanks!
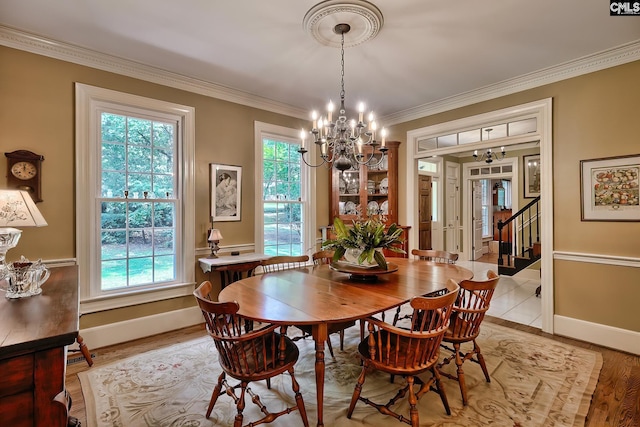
[299,22,387,172]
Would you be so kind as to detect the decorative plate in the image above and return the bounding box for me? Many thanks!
[367,201,379,214]
[380,200,389,214]
[344,201,357,215]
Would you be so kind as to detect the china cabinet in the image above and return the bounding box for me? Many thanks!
[327,140,409,256]
[329,140,399,223]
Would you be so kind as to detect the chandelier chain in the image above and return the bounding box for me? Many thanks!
[340,31,345,105]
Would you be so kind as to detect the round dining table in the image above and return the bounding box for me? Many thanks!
[218,257,473,427]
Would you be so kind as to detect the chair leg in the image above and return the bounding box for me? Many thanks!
[347,361,368,418]
[339,330,345,351]
[289,368,309,427]
[432,366,451,415]
[406,376,419,427]
[233,382,247,427]
[474,339,491,383]
[326,337,335,358]
[207,372,225,418]
[77,334,93,367]
[453,343,469,406]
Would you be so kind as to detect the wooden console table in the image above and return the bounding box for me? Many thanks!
[0,265,79,427]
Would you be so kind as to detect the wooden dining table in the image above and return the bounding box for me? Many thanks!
[218,257,473,427]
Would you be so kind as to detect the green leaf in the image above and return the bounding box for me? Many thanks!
[374,250,388,270]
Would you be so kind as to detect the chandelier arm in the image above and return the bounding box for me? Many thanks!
[298,148,331,168]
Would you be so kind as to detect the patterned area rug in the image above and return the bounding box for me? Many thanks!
[79,320,602,427]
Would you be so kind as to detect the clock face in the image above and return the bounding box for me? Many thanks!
[10,161,37,180]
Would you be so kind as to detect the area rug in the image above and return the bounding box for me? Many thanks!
[79,320,602,427]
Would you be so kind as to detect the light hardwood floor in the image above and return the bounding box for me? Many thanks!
[66,319,640,427]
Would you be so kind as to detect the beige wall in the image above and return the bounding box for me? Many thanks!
[2,45,639,335]
[389,60,640,333]
[0,46,307,328]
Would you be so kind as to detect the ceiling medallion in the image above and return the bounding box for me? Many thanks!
[303,0,384,48]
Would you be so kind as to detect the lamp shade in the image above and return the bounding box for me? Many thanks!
[208,229,223,242]
[0,190,47,227]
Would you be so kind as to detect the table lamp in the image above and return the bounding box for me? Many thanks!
[0,190,48,279]
[208,228,223,258]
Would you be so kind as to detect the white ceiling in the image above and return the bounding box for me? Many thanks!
[2,0,640,121]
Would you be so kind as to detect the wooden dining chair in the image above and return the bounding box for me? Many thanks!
[193,281,309,427]
[260,255,309,273]
[437,270,500,406]
[312,249,334,265]
[390,249,459,326]
[347,280,460,427]
[411,248,459,264]
[216,260,261,289]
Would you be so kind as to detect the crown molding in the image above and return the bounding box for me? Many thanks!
[0,25,308,119]
[2,25,638,125]
[383,40,640,125]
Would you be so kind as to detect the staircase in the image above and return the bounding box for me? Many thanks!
[496,196,541,276]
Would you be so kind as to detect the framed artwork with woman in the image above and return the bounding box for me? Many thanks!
[211,164,242,221]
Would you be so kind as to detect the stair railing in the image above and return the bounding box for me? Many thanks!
[497,196,541,268]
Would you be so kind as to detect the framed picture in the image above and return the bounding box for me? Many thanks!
[580,154,640,221]
[211,164,242,221]
[523,154,541,198]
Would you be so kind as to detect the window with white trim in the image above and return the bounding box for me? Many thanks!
[75,84,195,308]
[254,122,314,258]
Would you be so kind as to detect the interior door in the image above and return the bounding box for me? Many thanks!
[418,175,432,250]
[472,180,484,260]
[445,176,459,252]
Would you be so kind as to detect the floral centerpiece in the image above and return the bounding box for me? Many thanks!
[322,214,405,270]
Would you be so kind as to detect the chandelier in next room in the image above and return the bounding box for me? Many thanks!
[298,1,386,172]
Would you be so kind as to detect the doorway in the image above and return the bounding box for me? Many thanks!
[418,175,432,249]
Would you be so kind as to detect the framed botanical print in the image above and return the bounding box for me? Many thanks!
[211,164,242,221]
[580,154,639,221]
[523,154,541,198]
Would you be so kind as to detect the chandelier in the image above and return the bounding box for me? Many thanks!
[298,23,387,172]
[473,146,506,164]
[473,128,506,163]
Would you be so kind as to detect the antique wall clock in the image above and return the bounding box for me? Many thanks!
[5,150,45,202]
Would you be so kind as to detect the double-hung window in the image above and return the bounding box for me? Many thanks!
[254,122,314,257]
[76,84,195,310]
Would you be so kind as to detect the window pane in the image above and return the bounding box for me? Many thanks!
[153,202,174,227]
[128,118,152,145]
[153,122,173,147]
[102,259,128,290]
[128,174,152,195]
[154,255,175,282]
[153,148,173,174]
[101,231,126,259]
[101,113,126,143]
[102,143,126,170]
[129,257,153,286]
[154,229,174,255]
[128,145,152,172]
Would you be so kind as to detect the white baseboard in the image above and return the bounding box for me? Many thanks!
[80,307,204,350]
[554,315,640,355]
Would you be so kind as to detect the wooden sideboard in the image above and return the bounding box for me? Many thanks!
[0,265,79,427]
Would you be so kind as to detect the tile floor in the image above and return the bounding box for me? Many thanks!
[456,259,542,329]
